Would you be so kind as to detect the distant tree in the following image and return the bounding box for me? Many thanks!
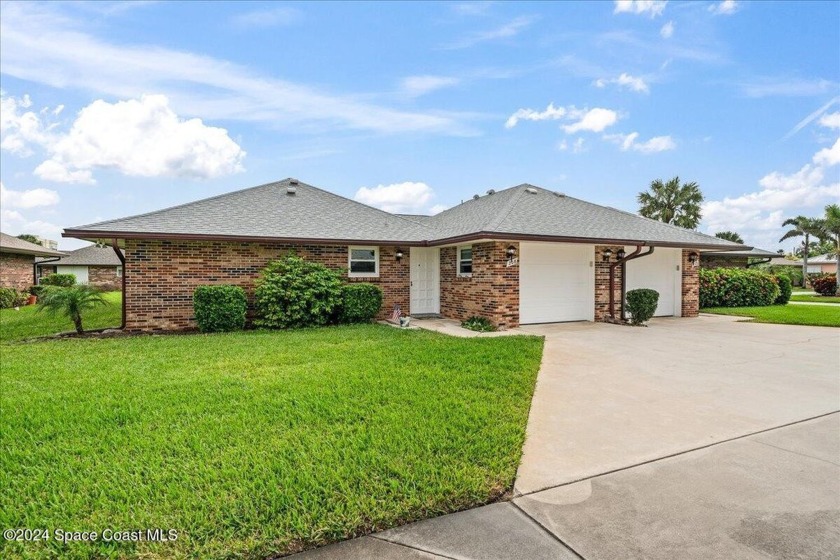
[16,234,39,244]
[714,231,744,244]
[820,204,840,295]
[637,176,703,229]
[780,216,824,286]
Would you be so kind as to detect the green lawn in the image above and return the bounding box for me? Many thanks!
[790,294,840,304]
[0,323,543,559]
[702,304,840,327]
[0,291,122,341]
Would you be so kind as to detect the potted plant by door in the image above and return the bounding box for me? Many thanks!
[27,285,39,306]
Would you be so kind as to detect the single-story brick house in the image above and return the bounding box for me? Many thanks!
[700,247,779,269]
[63,179,746,332]
[0,231,66,292]
[37,244,123,291]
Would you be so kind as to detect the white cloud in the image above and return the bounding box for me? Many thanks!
[702,135,840,250]
[16,94,245,184]
[429,204,449,215]
[593,73,649,93]
[605,131,676,153]
[443,15,535,49]
[0,181,60,208]
[819,112,840,129]
[557,137,586,153]
[0,2,470,135]
[660,21,674,38]
[0,208,63,241]
[354,182,438,214]
[401,75,460,97]
[740,77,836,98]
[782,96,839,139]
[231,6,302,28]
[0,93,59,156]
[708,1,739,15]
[562,108,619,134]
[505,103,567,128]
[613,1,667,17]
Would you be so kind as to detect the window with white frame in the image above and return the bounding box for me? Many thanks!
[348,246,379,277]
[116,266,123,278]
[458,245,473,276]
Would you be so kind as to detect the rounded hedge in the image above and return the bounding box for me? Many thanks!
[193,285,247,332]
[338,283,383,324]
[40,273,76,287]
[0,287,22,309]
[255,254,343,329]
[773,274,792,305]
[811,274,837,296]
[699,268,781,308]
[626,288,659,325]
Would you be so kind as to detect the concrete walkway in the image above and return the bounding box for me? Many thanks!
[290,317,840,559]
[789,300,840,306]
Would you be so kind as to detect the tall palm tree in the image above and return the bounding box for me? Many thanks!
[714,231,744,244]
[779,216,824,287]
[37,285,108,334]
[637,176,704,229]
[821,204,840,295]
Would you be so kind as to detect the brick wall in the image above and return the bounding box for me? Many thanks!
[681,249,700,317]
[89,266,122,291]
[594,245,624,322]
[439,241,519,329]
[123,240,409,331]
[0,252,35,291]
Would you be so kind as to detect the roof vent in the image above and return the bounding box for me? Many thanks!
[289,179,299,185]
[473,194,480,200]
[286,186,297,195]
[487,189,496,195]
[553,191,565,197]
[525,187,538,194]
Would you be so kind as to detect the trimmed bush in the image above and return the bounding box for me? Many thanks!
[774,274,792,305]
[811,274,837,296]
[193,285,247,333]
[626,289,659,326]
[699,268,781,308]
[338,283,383,324]
[255,254,343,329]
[40,273,76,287]
[0,288,21,309]
[461,316,497,332]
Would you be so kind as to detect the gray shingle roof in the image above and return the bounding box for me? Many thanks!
[36,244,122,267]
[64,179,745,250]
[0,232,65,257]
[702,247,779,258]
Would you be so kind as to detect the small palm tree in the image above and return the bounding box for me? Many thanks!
[780,216,824,287]
[637,176,704,229]
[37,285,108,334]
[821,204,840,295]
[714,231,744,244]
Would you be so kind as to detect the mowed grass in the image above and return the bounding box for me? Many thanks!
[790,294,840,304]
[0,325,543,559]
[0,291,122,341]
[702,304,840,327]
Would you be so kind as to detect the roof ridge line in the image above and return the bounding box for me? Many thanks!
[485,186,528,231]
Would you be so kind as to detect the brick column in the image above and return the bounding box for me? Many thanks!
[594,245,623,321]
[681,249,700,317]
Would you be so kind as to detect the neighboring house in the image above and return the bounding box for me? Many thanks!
[803,253,837,275]
[700,247,779,269]
[766,256,802,268]
[37,244,123,291]
[63,179,745,332]
[0,231,65,291]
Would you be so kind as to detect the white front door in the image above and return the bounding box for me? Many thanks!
[624,246,682,316]
[410,248,440,315]
[519,243,595,324]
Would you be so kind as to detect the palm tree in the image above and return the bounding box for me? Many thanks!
[779,216,824,287]
[821,204,840,295]
[37,285,108,334]
[714,231,744,244]
[637,176,704,229]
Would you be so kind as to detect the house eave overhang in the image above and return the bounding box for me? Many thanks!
[426,231,750,251]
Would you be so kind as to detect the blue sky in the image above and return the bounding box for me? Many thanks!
[1,0,838,251]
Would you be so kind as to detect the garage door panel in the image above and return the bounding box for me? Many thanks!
[624,247,681,317]
[520,243,594,324]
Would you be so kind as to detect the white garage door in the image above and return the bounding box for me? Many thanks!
[520,243,594,324]
[624,247,682,317]
[56,265,89,284]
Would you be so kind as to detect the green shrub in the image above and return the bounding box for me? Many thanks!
[764,265,803,287]
[461,316,497,332]
[774,274,792,305]
[338,283,383,324]
[625,289,659,325]
[699,268,781,308]
[0,288,21,309]
[193,285,247,332]
[811,274,837,296]
[40,273,76,287]
[29,285,43,297]
[255,254,343,329]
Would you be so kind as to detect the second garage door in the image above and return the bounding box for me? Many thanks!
[520,243,594,324]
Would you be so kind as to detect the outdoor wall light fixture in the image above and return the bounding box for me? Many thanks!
[506,245,517,259]
[616,248,626,260]
[395,249,404,261]
[602,248,613,262]
[688,252,699,266]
